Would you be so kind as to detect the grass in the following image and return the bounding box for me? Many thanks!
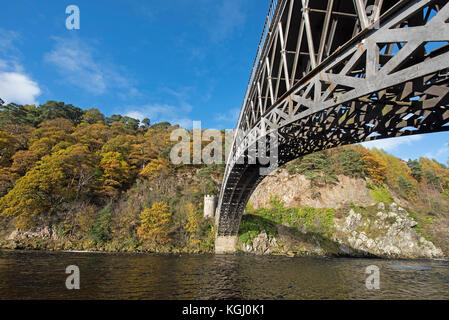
[240,195,336,245]
[239,214,277,245]
[368,184,394,204]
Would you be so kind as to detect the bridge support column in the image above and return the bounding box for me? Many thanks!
[215,236,238,254]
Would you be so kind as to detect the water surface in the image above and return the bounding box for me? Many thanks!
[0,250,448,299]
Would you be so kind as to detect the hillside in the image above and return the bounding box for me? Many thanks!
[243,147,449,258]
[0,101,448,258]
[0,101,223,253]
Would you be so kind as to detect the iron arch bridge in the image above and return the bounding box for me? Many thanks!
[215,0,449,253]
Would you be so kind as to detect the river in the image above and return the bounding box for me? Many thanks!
[0,250,447,299]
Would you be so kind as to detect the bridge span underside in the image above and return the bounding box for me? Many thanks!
[215,0,449,253]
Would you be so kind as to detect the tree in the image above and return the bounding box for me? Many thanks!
[140,158,171,179]
[28,118,75,157]
[99,151,132,197]
[0,152,66,229]
[72,123,113,151]
[0,168,18,197]
[360,148,387,185]
[335,147,365,178]
[142,118,151,128]
[100,134,137,159]
[408,159,423,181]
[0,130,17,167]
[425,169,442,191]
[82,108,105,124]
[89,206,112,244]
[184,203,201,246]
[0,123,34,149]
[0,145,98,229]
[291,151,338,187]
[139,158,172,192]
[10,150,39,175]
[0,103,38,126]
[37,101,84,124]
[120,116,140,132]
[137,202,172,245]
[106,114,122,125]
[398,175,416,198]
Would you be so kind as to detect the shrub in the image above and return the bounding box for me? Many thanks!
[425,169,442,191]
[368,184,393,204]
[336,147,365,178]
[239,214,277,245]
[287,152,338,186]
[398,175,416,198]
[89,206,112,244]
[408,159,423,181]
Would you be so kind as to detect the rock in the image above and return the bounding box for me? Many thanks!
[339,243,353,254]
[241,231,279,255]
[377,202,385,210]
[6,226,58,241]
[7,230,19,240]
[335,206,444,259]
[390,203,398,212]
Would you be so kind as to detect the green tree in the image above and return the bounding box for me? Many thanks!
[89,206,113,244]
[292,152,337,186]
[408,159,423,181]
[336,147,365,178]
[425,169,442,191]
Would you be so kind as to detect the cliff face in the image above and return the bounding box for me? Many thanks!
[250,170,376,209]
[241,168,447,259]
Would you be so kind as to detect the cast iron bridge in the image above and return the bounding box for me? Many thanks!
[215,0,449,252]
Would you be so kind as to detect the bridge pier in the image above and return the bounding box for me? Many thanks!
[215,236,238,254]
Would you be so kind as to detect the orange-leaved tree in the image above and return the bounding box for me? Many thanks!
[360,148,387,185]
[137,201,172,245]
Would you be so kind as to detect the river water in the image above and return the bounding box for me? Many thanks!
[0,250,448,299]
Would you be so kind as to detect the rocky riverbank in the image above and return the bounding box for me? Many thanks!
[238,202,445,259]
[0,202,445,259]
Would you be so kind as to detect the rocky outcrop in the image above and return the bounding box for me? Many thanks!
[334,203,443,259]
[241,231,278,255]
[239,202,444,259]
[7,226,59,241]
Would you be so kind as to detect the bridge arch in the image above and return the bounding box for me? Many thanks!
[215,0,449,253]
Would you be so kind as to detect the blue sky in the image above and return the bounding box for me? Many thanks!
[0,0,448,164]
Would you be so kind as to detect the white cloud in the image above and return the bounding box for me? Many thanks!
[44,37,138,96]
[361,135,423,152]
[0,72,41,105]
[125,111,146,121]
[0,28,41,105]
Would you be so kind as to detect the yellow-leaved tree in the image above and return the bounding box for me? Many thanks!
[184,203,201,246]
[99,151,132,197]
[137,201,172,245]
[139,158,172,192]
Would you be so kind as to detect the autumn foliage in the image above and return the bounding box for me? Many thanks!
[137,202,172,245]
[359,148,387,185]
